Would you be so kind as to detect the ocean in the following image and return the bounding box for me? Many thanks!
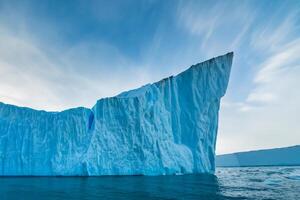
[0,166,299,200]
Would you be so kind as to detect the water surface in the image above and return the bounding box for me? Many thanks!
[1,166,299,199]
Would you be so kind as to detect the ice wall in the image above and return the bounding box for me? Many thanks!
[0,52,233,175]
[216,145,300,167]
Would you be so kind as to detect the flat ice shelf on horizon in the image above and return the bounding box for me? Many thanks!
[0,52,233,176]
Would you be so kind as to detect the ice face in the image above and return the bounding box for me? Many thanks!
[216,145,300,167]
[0,52,233,176]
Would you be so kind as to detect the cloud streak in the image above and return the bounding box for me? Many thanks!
[217,5,300,154]
[0,25,156,111]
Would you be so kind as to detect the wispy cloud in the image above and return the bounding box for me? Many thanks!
[177,1,220,40]
[176,1,255,56]
[217,5,300,154]
[254,39,300,84]
[251,11,300,53]
[0,25,156,111]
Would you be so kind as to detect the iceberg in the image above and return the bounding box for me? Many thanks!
[0,52,233,176]
[216,145,300,167]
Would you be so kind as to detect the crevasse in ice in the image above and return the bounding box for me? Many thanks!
[0,52,233,176]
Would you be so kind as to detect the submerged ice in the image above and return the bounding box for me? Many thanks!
[0,53,233,176]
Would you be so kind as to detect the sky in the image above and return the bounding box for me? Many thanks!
[0,0,299,154]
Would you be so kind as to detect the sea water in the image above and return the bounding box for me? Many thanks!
[0,166,299,199]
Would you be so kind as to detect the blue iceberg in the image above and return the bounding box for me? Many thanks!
[0,52,233,176]
[216,145,300,167]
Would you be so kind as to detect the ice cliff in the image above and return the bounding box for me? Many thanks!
[0,52,233,176]
[216,145,300,167]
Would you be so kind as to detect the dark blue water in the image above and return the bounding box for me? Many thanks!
[0,166,299,200]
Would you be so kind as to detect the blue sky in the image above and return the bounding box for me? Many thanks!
[0,0,300,154]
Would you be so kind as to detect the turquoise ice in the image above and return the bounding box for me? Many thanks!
[0,52,233,176]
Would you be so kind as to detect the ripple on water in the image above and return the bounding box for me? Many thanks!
[216,166,300,200]
[0,166,299,200]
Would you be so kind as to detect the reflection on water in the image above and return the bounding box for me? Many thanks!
[0,166,299,200]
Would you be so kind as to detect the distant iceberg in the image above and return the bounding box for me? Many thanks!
[0,52,233,176]
[216,145,300,167]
